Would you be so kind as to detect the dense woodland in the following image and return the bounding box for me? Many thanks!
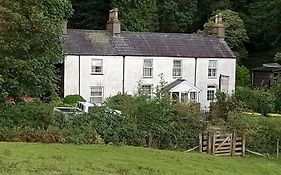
[69,0,281,68]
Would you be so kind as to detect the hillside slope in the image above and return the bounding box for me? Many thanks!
[0,142,280,175]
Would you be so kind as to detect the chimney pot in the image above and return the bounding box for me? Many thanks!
[217,13,225,41]
[106,8,121,35]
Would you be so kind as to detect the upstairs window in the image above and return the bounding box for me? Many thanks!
[90,86,103,104]
[173,60,182,77]
[208,60,217,78]
[91,59,103,74]
[143,59,153,77]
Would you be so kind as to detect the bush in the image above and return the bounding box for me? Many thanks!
[225,111,281,154]
[63,95,85,105]
[234,87,275,116]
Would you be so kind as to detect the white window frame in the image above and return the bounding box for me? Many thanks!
[173,60,182,78]
[190,91,197,102]
[207,85,216,101]
[143,59,153,78]
[91,59,103,74]
[141,84,153,97]
[208,60,217,79]
[90,86,104,104]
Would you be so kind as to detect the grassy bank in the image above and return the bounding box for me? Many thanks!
[0,142,280,175]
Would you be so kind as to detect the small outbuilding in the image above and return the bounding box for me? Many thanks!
[252,63,281,87]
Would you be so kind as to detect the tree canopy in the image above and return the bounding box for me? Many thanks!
[0,0,72,99]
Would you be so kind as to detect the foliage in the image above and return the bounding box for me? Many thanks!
[203,9,249,61]
[270,79,281,113]
[225,111,281,154]
[245,0,281,51]
[234,87,275,116]
[111,0,158,32]
[0,0,72,98]
[105,93,137,117]
[274,52,281,62]
[63,94,85,105]
[236,64,251,87]
[69,0,110,30]
[156,0,197,33]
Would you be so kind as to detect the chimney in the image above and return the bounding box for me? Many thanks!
[63,21,68,35]
[217,13,225,41]
[106,8,121,35]
[212,15,219,34]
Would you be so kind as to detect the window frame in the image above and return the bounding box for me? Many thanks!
[173,60,182,78]
[91,59,103,75]
[143,59,153,78]
[190,91,197,102]
[207,85,216,101]
[90,86,104,104]
[208,60,217,79]
[141,84,153,97]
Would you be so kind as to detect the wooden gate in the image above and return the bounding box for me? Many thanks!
[199,132,245,156]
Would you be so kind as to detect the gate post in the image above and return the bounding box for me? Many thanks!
[207,132,213,154]
[231,132,236,156]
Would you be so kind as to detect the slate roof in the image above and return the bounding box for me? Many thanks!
[165,79,186,90]
[64,29,235,58]
[252,67,281,72]
[252,63,281,72]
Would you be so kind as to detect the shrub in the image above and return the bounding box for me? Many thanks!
[234,87,275,116]
[63,95,85,105]
[225,111,281,154]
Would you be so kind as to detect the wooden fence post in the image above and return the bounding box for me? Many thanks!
[207,132,212,155]
[242,134,246,157]
[199,134,203,153]
[212,134,216,155]
[231,132,236,157]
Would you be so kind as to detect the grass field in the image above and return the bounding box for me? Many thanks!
[0,142,280,175]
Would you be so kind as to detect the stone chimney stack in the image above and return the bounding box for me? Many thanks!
[217,13,225,41]
[106,8,121,35]
[212,15,219,35]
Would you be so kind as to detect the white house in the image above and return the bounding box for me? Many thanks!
[63,8,236,110]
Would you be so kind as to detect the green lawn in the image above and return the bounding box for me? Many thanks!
[0,142,280,175]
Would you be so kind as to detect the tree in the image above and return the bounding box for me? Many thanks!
[68,0,110,30]
[0,0,72,99]
[157,0,197,33]
[111,0,158,32]
[236,65,251,87]
[203,9,249,61]
[245,0,281,51]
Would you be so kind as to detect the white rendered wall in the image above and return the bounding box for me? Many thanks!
[64,55,79,96]
[64,55,123,102]
[64,55,236,109]
[124,56,195,95]
[196,58,236,109]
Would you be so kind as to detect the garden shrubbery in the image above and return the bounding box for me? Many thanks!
[0,94,207,150]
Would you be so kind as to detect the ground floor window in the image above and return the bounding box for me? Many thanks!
[141,84,153,97]
[90,86,103,104]
[207,85,216,101]
[190,92,197,102]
